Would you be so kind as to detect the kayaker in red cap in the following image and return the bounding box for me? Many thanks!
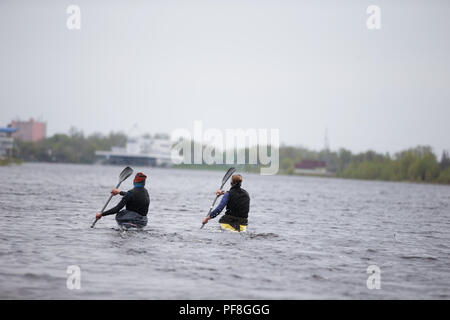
[95,172,150,228]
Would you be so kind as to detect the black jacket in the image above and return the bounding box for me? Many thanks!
[102,187,150,216]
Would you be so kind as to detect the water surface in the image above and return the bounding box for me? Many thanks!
[0,163,449,299]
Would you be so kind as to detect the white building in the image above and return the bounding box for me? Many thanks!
[96,136,179,166]
[0,127,17,158]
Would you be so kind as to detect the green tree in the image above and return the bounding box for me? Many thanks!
[437,167,450,184]
[281,158,295,175]
[440,150,450,171]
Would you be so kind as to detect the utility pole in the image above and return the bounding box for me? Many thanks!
[324,128,329,171]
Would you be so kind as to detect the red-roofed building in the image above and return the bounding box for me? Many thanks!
[295,159,327,175]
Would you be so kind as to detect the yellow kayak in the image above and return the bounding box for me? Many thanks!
[220,223,247,232]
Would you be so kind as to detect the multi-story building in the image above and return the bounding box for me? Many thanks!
[9,118,46,142]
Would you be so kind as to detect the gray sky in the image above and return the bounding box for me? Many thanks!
[1,0,449,155]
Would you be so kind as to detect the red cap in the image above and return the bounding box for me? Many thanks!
[134,172,147,183]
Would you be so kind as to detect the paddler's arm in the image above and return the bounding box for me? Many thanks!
[202,192,229,224]
[96,190,130,218]
[111,188,128,196]
[210,192,229,218]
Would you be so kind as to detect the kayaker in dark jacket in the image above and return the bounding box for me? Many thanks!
[202,174,250,231]
[96,172,150,227]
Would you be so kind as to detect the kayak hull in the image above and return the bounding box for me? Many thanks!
[118,222,144,230]
[115,210,147,229]
[220,223,247,232]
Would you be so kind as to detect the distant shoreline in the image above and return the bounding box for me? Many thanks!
[10,161,450,186]
[0,158,22,166]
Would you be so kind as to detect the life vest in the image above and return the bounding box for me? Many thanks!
[224,185,250,219]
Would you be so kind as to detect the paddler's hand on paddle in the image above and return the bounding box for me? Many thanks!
[202,216,211,225]
[216,189,225,196]
[95,212,103,220]
[111,188,120,196]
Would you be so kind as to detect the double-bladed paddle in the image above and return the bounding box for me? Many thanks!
[91,166,134,228]
[200,167,236,229]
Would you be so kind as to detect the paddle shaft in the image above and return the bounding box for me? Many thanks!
[91,182,121,228]
[200,180,227,229]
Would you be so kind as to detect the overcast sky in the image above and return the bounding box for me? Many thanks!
[1,0,449,155]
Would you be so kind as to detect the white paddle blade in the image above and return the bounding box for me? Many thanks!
[119,166,133,183]
[222,167,236,184]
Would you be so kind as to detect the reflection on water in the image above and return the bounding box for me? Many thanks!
[0,163,449,299]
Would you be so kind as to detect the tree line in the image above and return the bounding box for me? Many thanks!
[13,128,127,164]
[279,145,450,184]
[11,129,450,184]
